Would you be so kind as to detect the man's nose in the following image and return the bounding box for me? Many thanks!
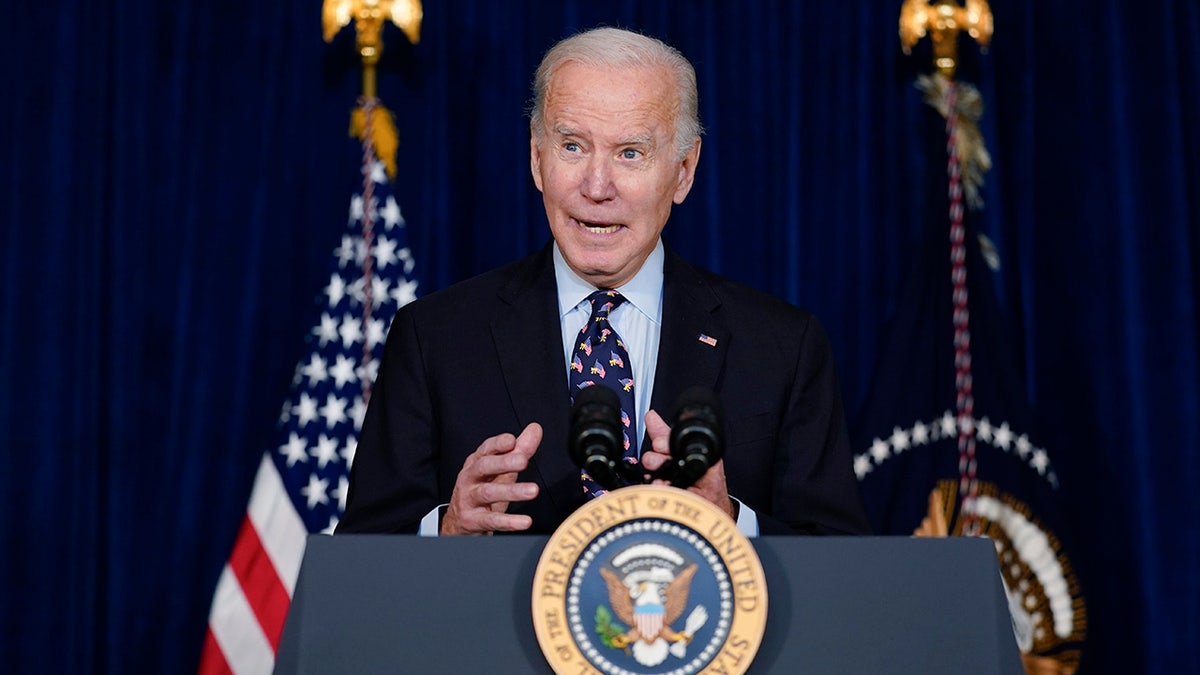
[581,156,617,202]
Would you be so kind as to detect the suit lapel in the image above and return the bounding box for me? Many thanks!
[487,245,730,518]
[650,250,729,419]
[490,245,575,520]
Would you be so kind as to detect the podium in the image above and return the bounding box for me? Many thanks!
[276,535,1022,674]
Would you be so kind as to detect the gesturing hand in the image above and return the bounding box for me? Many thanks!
[440,422,542,535]
[639,410,736,520]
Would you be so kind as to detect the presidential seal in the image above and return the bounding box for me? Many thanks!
[532,485,767,675]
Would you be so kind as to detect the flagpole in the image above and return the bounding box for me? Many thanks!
[198,7,425,673]
[899,0,993,536]
[322,0,423,402]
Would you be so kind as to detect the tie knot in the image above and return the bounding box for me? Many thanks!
[586,289,626,319]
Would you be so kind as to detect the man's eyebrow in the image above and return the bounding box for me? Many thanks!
[552,126,579,137]
[619,134,652,146]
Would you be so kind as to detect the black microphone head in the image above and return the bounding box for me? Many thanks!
[667,386,725,488]
[569,384,624,490]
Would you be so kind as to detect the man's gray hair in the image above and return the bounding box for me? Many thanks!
[528,27,703,160]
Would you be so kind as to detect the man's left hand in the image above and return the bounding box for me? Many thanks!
[640,409,736,520]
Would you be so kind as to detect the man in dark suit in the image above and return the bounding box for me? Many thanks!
[338,27,870,537]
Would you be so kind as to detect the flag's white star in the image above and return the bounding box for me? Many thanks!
[370,275,389,306]
[311,434,340,469]
[330,354,358,389]
[854,453,873,479]
[348,278,365,306]
[334,234,356,268]
[1016,434,1032,458]
[301,473,330,510]
[320,393,349,428]
[301,354,328,387]
[380,195,404,230]
[350,397,368,433]
[361,195,378,226]
[295,393,319,428]
[977,417,994,443]
[326,273,347,308]
[392,278,419,307]
[398,247,416,274]
[339,314,363,349]
[355,237,368,266]
[368,160,387,185]
[1031,449,1049,474]
[366,317,387,350]
[940,410,957,436]
[959,415,975,436]
[911,421,929,445]
[321,515,339,535]
[869,438,890,463]
[994,422,1014,450]
[332,475,350,512]
[358,358,380,388]
[280,432,308,467]
[374,235,399,269]
[313,313,339,348]
[341,434,358,468]
[889,426,910,453]
[349,194,364,224]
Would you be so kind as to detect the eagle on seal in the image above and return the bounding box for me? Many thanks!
[600,563,702,666]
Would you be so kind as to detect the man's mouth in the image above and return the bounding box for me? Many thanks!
[574,218,621,234]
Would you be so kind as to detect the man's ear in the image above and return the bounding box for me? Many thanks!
[530,132,545,193]
[672,137,702,205]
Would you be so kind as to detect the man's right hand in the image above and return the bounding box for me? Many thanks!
[440,422,542,535]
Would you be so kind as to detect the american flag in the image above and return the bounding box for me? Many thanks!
[198,106,417,674]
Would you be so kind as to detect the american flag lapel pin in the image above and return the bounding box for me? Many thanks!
[698,333,718,347]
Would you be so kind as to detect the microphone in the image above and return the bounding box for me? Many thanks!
[659,386,725,488]
[568,385,625,490]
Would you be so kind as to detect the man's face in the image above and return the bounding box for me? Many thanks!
[531,61,701,289]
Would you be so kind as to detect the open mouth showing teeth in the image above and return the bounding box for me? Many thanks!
[577,219,621,234]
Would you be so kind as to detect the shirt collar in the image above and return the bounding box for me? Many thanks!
[553,239,664,324]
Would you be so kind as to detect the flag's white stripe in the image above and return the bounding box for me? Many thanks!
[208,565,275,675]
[247,454,309,595]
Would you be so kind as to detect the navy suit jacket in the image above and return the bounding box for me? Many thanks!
[339,242,870,536]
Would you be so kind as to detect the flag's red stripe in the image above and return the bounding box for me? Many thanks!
[227,515,292,651]
[197,627,234,675]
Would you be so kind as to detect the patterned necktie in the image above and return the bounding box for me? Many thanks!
[569,289,637,498]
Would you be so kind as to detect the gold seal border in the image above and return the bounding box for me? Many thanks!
[532,485,768,675]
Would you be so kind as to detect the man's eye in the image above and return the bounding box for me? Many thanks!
[564,142,581,152]
[620,149,641,160]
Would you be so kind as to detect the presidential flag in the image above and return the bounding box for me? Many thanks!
[198,98,418,675]
[852,76,1086,672]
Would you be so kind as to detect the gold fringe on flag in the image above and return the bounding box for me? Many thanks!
[917,73,992,210]
[351,103,399,180]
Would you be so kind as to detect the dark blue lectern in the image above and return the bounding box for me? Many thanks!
[275,535,1021,674]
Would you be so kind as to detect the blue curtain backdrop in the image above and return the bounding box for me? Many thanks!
[1,1,1196,673]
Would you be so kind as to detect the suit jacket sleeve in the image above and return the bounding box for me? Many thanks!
[337,304,439,533]
[752,314,871,535]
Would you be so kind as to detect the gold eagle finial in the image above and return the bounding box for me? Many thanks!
[899,0,992,78]
[322,0,422,48]
[321,0,422,180]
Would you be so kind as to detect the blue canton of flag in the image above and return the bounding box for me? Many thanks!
[276,154,418,534]
[200,115,419,675]
[852,77,1086,671]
